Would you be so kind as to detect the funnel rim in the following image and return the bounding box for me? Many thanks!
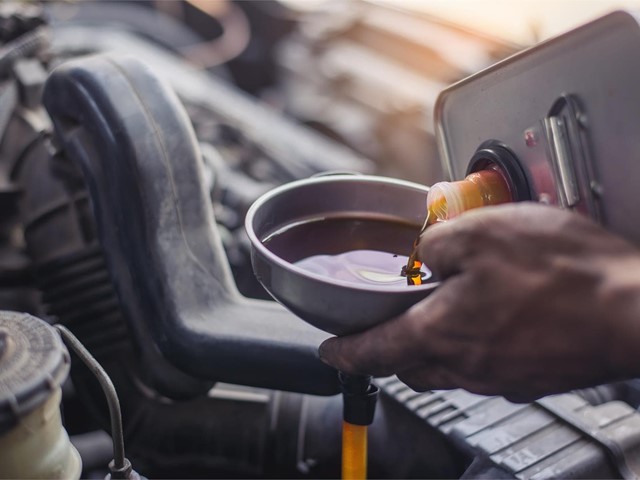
[245,175,439,294]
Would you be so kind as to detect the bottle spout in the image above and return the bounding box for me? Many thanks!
[426,168,513,222]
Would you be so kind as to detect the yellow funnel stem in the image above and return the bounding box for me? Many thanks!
[342,421,367,479]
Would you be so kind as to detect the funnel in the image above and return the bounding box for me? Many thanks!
[245,175,439,336]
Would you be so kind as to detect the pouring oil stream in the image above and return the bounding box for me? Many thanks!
[402,210,434,286]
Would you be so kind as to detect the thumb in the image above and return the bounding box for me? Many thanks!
[318,297,439,376]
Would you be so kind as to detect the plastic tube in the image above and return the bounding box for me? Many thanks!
[342,421,367,480]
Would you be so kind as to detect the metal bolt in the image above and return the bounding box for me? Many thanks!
[590,180,604,197]
[524,130,537,147]
[577,113,588,129]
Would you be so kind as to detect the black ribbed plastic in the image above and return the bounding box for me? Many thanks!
[34,245,129,356]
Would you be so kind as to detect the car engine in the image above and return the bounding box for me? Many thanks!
[2,2,640,478]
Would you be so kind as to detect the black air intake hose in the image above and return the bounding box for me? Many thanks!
[42,54,338,396]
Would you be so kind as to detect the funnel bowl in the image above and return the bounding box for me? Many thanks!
[245,175,438,336]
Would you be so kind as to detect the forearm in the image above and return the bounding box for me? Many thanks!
[599,253,640,380]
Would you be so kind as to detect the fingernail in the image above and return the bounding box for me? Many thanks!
[318,339,334,365]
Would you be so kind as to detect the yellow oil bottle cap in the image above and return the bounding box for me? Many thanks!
[426,169,512,222]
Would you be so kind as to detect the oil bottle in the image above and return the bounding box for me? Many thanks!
[426,166,513,222]
[404,162,517,285]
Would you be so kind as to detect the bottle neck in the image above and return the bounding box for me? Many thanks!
[427,168,513,222]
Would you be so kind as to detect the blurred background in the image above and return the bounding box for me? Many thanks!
[377,0,640,43]
[45,0,640,191]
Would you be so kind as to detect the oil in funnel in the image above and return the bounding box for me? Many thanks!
[245,175,439,336]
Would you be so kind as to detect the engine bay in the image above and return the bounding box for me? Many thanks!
[2,2,640,478]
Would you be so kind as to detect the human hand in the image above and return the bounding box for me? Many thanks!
[319,203,640,402]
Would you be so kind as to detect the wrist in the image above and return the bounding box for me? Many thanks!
[599,254,640,379]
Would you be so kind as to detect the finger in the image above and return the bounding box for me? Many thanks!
[318,298,438,376]
[318,274,472,376]
[418,203,536,278]
[398,366,518,398]
[417,211,485,278]
[503,392,539,404]
[396,365,458,392]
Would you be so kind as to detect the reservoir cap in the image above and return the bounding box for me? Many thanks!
[0,311,70,435]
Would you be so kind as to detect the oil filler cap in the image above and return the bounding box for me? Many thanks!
[0,311,70,435]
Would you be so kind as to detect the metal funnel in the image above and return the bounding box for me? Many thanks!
[245,175,439,336]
